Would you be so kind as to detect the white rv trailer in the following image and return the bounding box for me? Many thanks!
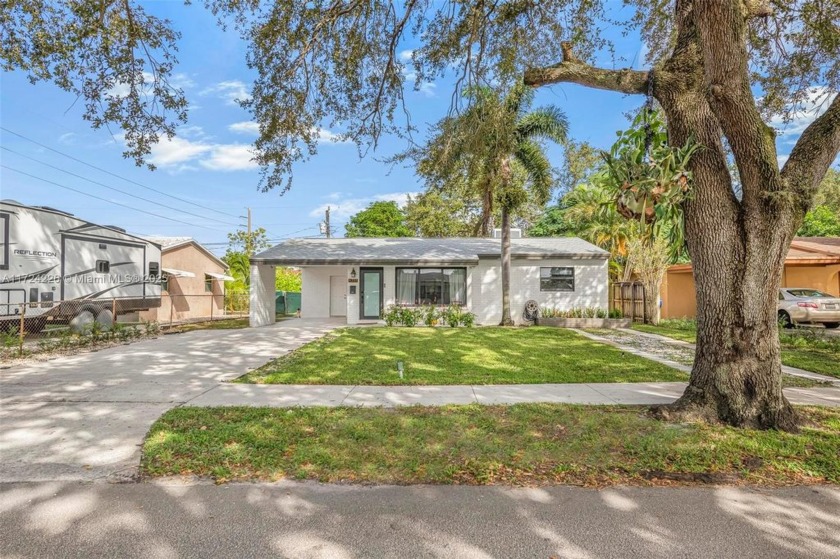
[0,200,162,331]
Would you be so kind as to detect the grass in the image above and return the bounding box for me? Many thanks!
[141,404,840,486]
[632,320,840,378]
[237,327,687,385]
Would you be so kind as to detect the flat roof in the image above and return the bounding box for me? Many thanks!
[252,237,610,266]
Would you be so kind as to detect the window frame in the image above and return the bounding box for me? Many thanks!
[95,260,110,274]
[394,267,467,306]
[204,275,213,293]
[540,266,575,292]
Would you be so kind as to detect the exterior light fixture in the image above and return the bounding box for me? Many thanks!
[350,268,357,279]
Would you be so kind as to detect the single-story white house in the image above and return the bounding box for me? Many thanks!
[249,236,609,327]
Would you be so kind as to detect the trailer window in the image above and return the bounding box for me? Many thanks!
[96,260,110,273]
[0,213,9,270]
[149,261,159,278]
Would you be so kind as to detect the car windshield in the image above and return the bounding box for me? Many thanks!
[786,289,834,298]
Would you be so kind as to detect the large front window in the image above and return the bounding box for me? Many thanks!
[396,268,466,306]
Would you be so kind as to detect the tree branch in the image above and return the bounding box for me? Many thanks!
[524,41,648,94]
[781,93,840,208]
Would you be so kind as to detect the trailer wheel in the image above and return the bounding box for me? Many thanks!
[96,309,114,331]
[70,310,95,334]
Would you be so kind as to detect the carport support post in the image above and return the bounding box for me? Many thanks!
[249,262,276,327]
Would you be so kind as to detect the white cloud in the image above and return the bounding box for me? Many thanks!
[147,135,257,172]
[312,127,349,144]
[769,87,838,139]
[149,136,213,167]
[398,49,414,62]
[228,121,348,144]
[58,132,77,145]
[228,121,260,135]
[403,70,437,98]
[177,125,208,139]
[308,191,419,219]
[200,144,259,171]
[200,80,252,106]
[777,154,789,167]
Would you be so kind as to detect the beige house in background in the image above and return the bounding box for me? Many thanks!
[139,237,234,324]
[661,237,840,319]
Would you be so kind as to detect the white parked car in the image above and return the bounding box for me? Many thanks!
[778,288,840,329]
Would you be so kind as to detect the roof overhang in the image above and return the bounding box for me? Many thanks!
[162,267,195,278]
[205,271,235,281]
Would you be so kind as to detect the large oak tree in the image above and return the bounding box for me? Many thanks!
[4,0,839,428]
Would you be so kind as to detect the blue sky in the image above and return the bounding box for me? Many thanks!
[1,2,834,255]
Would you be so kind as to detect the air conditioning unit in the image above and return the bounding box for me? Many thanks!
[492,228,522,239]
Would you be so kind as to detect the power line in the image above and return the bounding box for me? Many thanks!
[1,146,239,227]
[1,165,228,232]
[0,126,241,219]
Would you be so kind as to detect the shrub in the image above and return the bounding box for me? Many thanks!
[608,308,623,319]
[400,307,420,327]
[382,305,401,326]
[423,305,438,327]
[441,305,462,327]
[540,306,611,319]
[460,311,476,327]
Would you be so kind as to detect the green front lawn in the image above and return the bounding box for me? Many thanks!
[142,404,840,486]
[632,321,840,378]
[237,327,687,385]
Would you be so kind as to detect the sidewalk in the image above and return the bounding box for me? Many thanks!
[186,381,840,408]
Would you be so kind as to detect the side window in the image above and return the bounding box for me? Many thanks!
[96,260,110,273]
[540,267,575,292]
[778,291,784,301]
[0,213,9,270]
[205,275,213,293]
[148,261,160,278]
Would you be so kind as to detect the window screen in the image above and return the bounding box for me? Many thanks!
[540,267,574,291]
[96,260,110,273]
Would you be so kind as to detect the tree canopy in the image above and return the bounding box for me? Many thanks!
[4,1,836,192]
[344,201,413,237]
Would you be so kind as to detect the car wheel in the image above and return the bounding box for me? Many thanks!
[824,322,839,330]
[778,311,794,329]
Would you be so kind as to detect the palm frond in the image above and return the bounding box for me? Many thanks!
[516,106,569,144]
[514,139,553,205]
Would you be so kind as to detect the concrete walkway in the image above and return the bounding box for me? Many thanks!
[186,381,840,408]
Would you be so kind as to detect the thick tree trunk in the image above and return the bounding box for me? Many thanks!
[524,0,840,430]
[499,205,513,326]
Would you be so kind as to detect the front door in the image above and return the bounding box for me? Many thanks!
[359,267,383,320]
[329,275,346,317]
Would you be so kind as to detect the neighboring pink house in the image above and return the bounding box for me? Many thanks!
[139,237,234,324]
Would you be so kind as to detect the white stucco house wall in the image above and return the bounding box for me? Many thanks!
[249,236,609,327]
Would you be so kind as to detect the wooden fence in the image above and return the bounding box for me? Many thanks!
[611,282,647,323]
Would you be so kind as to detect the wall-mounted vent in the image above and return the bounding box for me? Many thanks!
[491,228,522,239]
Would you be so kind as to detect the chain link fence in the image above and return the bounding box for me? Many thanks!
[2,291,301,359]
[1,292,255,359]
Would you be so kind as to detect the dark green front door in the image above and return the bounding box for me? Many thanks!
[360,267,383,320]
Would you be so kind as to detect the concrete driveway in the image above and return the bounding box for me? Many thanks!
[0,318,340,483]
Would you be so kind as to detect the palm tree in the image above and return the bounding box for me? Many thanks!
[412,84,567,324]
[494,85,568,324]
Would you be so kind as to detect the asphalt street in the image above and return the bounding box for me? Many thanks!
[2,481,839,558]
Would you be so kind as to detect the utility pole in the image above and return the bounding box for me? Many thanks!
[246,206,253,255]
[325,206,331,238]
